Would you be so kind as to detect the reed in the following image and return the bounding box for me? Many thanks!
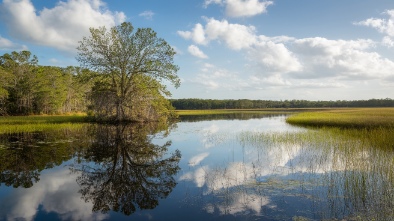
[239,127,394,150]
[0,115,90,134]
[0,115,89,124]
[0,123,85,134]
[286,108,394,128]
[237,126,394,220]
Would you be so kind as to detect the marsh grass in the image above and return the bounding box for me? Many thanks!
[238,127,394,220]
[239,127,394,149]
[0,115,88,124]
[286,108,394,128]
[0,115,90,134]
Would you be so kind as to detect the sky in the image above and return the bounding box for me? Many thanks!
[0,0,394,101]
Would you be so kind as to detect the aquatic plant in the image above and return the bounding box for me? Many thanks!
[286,108,394,128]
[237,127,394,220]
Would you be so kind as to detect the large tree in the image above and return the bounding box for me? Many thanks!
[77,22,180,122]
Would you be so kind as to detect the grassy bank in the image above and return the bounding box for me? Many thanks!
[0,114,88,124]
[0,115,90,134]
[286,108,394,128]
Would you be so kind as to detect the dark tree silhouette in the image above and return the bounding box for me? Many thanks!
[74,124,181,215]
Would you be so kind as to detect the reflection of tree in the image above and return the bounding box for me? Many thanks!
[0,130,81,188]
[74,123,181,215]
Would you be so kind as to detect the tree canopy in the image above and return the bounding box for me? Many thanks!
[0,51,92,115]
[77,22,180,122]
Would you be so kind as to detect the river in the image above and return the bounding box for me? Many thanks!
[0,114,392,221]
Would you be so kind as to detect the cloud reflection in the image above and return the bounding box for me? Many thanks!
[0,167,107,221]
[188,152,210,166]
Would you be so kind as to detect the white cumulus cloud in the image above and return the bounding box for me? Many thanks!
[178,23,207,45]
[249,41,303,74]
[291,37,394,79]
[204,0,273,17]
[355,9,394,47]
[188,45,208,59]
[0,0,126,52]
[178,16,394,94]
[355,9,394,37]
[178,18,257,50]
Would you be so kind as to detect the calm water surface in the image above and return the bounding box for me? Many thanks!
[0,114,392,221]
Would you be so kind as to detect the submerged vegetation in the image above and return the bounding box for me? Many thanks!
[286,108,394,128]
[234,108,394,219]
[238,126,394,220]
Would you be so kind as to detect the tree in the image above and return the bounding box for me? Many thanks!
[0,51,38,115]
[0,67,12,115]
[34,66,68,114]
[77,22,180,122]
[61,66,95,113]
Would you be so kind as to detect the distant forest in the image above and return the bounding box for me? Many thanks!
[170,98,394,110]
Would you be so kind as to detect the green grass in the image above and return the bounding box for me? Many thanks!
[239,127,394,149]
[0,115,90,134]
[286,108,394,128]
[0,114,89,124]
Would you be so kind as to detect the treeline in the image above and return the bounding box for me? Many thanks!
[171,98,394,110]
[0,50,176,121]
[0,51,94,115]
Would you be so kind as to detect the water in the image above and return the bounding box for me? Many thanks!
[0,114,392,221]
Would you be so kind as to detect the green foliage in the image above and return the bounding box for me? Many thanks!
[0,51,94,116]
[77,22,179,122]
[0,51,38,114]
[34,66,68,114]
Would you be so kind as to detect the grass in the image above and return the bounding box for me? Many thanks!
[239,127,394,149]
[286,108,394,128]
[0,114,90,134]
[238,126,394,220]
[0,114,88,124]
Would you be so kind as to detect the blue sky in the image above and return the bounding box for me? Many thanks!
[1,0,394,100]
